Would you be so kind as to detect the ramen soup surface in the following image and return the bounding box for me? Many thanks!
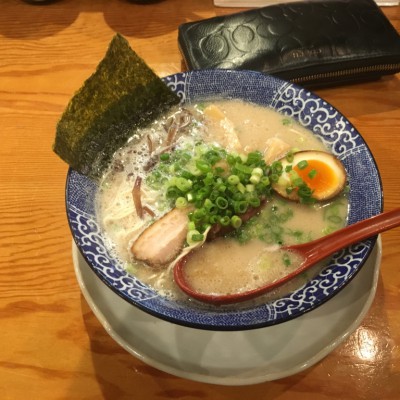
[182,239,305,295]
[97,99,348,301]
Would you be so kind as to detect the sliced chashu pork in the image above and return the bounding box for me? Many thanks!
[131,207,190,267]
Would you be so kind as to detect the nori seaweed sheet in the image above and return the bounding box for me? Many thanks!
[53,34,180,178]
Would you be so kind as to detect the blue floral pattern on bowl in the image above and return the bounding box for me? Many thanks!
[66,69,382,330]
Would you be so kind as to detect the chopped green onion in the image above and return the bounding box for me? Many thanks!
[205,149,222,164]
[209,215,219,224]
[231,215,242,229]
[175,197,188,208]
[176,177,192,192]
[220,216,231,226]
[239,153,248,163]
[193,208,206,221]
[246,184,255,192]
[286,187,294,195]
[216,196,228,209]
[308,169,317,179]
[235,163,253,174]
[234,201,248,214]
[226,154,236,165]
[249,197,261,207]
[271,161,283,173]
[192,233,204,241]
[204,199,217,214]
[300,197,316,205]
[292,177,304,187]
[285,165,292,173]
[282,252,291,266]
[227,174,240,185]
[286,151,294,163]
[297,160,309,170]
[187,230,204,244]
[194,143,208,156]
[270,173,279,183]
[250,175,260,184]
[210,190,219,201]
[166,186,181,198]
[246,152,262,164]
[195,187,210,201]
[237,172,246,183]
[186,192,194,202]
[298,185,313,197]
[217,184,226,193]
[232,192,244,201]
[252,167,263,177]
[180,170,193,179]
[203,173,214,186]
[160,153,170,161]
[237,182,246,194]
[195,159,211,173]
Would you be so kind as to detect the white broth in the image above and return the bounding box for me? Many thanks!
[96,99,348,302]
[182,238,305,295]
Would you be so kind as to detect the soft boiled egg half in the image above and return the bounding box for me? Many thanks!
[272,150,347,202]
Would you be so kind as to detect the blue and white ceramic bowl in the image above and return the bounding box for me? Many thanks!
[66,69,382,331]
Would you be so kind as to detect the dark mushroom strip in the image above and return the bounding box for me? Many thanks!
[132,176,144,219]
[143,205,156,218]
[177,108,193,129]
[166,117,180,146]
[146,134,154,155]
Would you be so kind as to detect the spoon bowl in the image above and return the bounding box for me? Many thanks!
[174,208,400,305]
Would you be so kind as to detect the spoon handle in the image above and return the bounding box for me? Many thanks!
[288,208,400,265]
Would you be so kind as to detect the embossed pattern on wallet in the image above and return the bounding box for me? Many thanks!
[178,0,400,87]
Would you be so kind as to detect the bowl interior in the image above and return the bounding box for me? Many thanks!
[66,69,382,331]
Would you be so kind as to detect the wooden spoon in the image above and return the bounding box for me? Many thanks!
[174,208,400,305]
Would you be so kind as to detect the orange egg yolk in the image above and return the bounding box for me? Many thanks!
[294,159,338,196]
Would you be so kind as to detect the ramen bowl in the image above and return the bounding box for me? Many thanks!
[66,69,382,331]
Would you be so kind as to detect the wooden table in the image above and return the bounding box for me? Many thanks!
[1,1,400,398]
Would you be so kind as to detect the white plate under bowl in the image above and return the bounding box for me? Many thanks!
[73,237,381,386]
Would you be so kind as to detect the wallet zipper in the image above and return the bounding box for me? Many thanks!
[291,63,400,84]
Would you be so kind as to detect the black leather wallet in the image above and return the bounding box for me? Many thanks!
[178,0,400,87]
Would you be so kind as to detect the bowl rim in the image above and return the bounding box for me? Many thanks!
[65,69,383,331]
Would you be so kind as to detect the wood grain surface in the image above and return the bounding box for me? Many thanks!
[1,1,399,399]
